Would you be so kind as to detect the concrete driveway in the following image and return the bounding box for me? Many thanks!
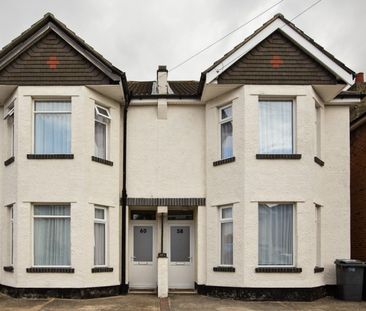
[1,293,366,311]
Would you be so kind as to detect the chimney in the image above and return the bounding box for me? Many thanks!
[355,72,364,84]
[157,65,168,94]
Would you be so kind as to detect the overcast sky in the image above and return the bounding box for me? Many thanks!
[0,0,364,81]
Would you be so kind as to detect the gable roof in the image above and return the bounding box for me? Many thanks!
[203,14,355,85]
[0,13,128,91]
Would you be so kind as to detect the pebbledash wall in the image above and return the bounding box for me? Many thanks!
[0,86,123,296]
[0,12,361,300]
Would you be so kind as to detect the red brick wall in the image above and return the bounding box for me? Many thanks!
[351,122,366,260]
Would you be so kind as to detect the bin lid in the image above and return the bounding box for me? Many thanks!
[335,259,366,266]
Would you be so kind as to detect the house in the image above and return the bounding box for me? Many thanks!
[0,12,362,300]
[350,72,366,261]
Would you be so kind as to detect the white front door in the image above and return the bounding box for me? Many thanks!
[129,222,157,289]
[168,222,194,289]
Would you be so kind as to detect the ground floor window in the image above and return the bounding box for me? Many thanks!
[7,205,14,266]
[94,206,107,266]
[33,205,71,266]
[220,206,233,265]
[258,203,294,266]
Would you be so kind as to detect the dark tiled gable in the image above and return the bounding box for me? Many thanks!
[218,30,338,85]
[0,32,112,85]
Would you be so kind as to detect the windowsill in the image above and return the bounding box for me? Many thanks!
[314,156,324,167]
[91,267,114,273]
[26,267,75,273]
[4,156,15,166]
[213,156,235,166]
[256,154,302,160]
[314,266,324,273]
[3,266,14,272]
[27,154,74,159]
[213,266,235,272]
[255,267,302,273]
[91,156,113,166]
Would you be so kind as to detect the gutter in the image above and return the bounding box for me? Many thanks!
[119,72,130,294]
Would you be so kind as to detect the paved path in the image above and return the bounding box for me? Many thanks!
[1,293,366,311]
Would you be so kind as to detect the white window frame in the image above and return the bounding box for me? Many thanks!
[315,102,322,158]
[315,204,322,267]
[218,104,233,160]
[219,205,233,267]
[32,204,71,268]
[94,206,108,267]
[95,104,111,120]
[258,99,296,154]
[258,202,296,267]
[7,205,14,266]
[32,99,72,154]
[94,104,110,160]
[5,102,15,158]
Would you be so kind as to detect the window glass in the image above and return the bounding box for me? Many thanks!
[33,205,71,266]
[94,207,107,266]
[34,101,71,154]
[220,206,233,265]
[133,226,153,262]
[171,226,190,262]
[259,203,293,265]
[95,105,109,159]
[316,205,321,266]
[220,105,233,159]
[131,210,156,220]
[168,210,193,220]
[259,100,293,154]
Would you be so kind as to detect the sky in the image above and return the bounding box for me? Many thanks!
[0,0,364,81]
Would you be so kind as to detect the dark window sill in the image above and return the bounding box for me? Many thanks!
[3,266,14,272]
[4,156,15,166]
[314,156,324,167]
[91,267,114,273]
[91,156,113,166]
[213,266,235,272]
[255,267,302,273]
[27,154,74,160]
[256,154,302,160]
[26,267,75,273]
[213,157,235,166]
[314,266,324,273]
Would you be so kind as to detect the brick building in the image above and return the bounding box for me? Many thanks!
[350,73,366,260]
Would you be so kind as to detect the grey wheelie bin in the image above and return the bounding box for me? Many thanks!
[334,259,366,301]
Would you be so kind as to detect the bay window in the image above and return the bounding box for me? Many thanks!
[34,100,71,154]
[259,203,294,266]
[219,105,233,159]
[259,100,294,154]
[220,206,233,265]
[94,206,107,266]
[95,105,111,159]
[33,205,71,266]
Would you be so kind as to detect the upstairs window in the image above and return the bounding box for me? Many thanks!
[315,103,322,158]
[34,101,71,154]
[219,105,233,159]
[259,100,294,154]
[4,103,14,158]
[95,105,111,159]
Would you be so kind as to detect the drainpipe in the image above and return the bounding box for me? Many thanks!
[119,73,130,294]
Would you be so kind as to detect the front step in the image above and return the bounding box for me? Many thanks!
[168,289,197,295]
[129,288,157,295]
